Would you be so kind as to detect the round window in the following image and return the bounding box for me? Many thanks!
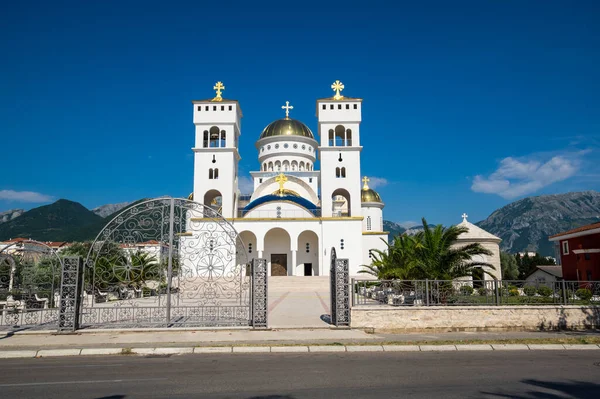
[267,145,271,150]
[275,144,279,149]
[284,143,289,149]
[302,145,306,150]
[293,144,298,149]
[261,147,264,152]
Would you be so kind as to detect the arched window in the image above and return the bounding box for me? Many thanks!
[263,163,267,171]
[209,126,220,148]
[367,216,372,231]
[341,167,346,178]
[328,129,334,146]
[208,169,214,179]
[203,130,209,148]
[220,130,226,147]
[331,188,351,217]
[346,129,352,146]
[336,167,341,178]
[334,125,345,146]
[283,160,290,171]
[299,161,305,171]
[268,162,273,171]
[214,168,219,179]
[291,161,298,171]
[275,161,281,171]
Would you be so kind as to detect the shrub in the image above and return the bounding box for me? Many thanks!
[459,285,474,296]
[477,287,489,296]
[537,286,553,297]
[576,288,592,301]
[508,286,519,296]
[523,285,537,297]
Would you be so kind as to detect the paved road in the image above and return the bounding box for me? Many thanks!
[1,351,599,398]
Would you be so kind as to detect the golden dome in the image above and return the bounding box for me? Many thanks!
[259,118,315,140]
[361,176,383,203]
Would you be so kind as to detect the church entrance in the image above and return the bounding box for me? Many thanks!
[304,263,313,276]
[271,254,287,276]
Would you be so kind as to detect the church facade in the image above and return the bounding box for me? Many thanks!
[191,81,388,276]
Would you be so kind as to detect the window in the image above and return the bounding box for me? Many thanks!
[341,167,346,178]
[367,216,372,231]
[214,168,219,179]
[338,104,342,109]
[213,106,217,111]
[585,253,591,261]
[208,169,214,179]
[229,105,232,111]
[336,167,340,178]
[203,130,209,148]
[346,104,349,109]
[209,126,220,147]
[275,144,279,149]
[322,104,326,110]
[197,106,202,111]
[309,178,312,183]
[562,241,569,255]
[284,143,288,149]
[330,104,334,109]
[293,144,298,149]
[302,145,306,150]
[221,106,224,111]
[353,104,357,109]
[220,130,226,147]
[204,106,208,111]
[259,178,263,183]
[267,145,271,150]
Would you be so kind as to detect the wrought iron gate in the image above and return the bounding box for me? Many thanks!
[0,240,62,330]
[81,197,251,328]
[330,247,350,327]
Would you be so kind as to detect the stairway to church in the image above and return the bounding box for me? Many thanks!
[267,276,331,328]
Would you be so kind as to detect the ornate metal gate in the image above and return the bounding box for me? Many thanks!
[0,240,62,330]
[81,197,250,328]
[330,247,350,327]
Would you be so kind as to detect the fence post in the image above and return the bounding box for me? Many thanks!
[251,258,268,328]
[351,278,355,307]
[494,280,500,306]
[561,280,567,305]
[58,256,83,333]
[425,279,430,306]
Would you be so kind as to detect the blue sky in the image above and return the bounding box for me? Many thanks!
[1,0,599,227]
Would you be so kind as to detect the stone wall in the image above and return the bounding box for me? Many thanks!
[351,305,600,332]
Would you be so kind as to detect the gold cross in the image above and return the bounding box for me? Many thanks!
[212,81,225,102]
[281,101,293,119]
[331,80,345,100]
[362,176,370,189]
[275,173,288,195]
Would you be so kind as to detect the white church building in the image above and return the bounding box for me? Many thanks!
[190,81,388,276]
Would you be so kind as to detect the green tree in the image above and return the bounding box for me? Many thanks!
[412,218,495,280]
[500,251,519,280]
[360,235,421,279]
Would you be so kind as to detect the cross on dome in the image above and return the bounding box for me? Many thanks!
[462,213,468,222]
[212,81,225,102]
[331,80,345,100]
[281,101,293,119]
[362,176,370,190]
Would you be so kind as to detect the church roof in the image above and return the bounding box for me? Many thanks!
[243,194,319,214]
[456,215,501,242]
[360,177,383,204]
[259,118,315,140]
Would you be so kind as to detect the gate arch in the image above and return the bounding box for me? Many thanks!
[82,197,249,328]
[0,240,62,329]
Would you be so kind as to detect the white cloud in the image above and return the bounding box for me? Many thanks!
[471,153,581,199]
[0,190,54,203]
[238,176,254,194]
[367,176,388,189]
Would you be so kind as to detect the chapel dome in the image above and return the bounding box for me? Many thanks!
[259,118,315,140]
[361,177,383,203]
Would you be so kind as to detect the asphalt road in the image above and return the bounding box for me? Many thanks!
[1,351,599,398]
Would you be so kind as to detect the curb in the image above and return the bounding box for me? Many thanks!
[1,344,599,359]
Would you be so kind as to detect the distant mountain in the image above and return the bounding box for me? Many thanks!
[0,199,104,241]
[92,202,132,218]
[0,209,24,224]
[383,221,406,238]
[476,191,600,256]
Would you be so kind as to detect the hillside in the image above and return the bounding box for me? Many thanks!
[0,199,104,241]
[0,209,24,224]
[383,221,406,238]
[476,191,600,256]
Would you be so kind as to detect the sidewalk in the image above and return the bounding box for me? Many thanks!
[1,328,599,351]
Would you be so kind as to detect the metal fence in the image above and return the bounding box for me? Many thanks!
[352,279,600,307]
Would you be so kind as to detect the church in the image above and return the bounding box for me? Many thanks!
[190,81,388,276]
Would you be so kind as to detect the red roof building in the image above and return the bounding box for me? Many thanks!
[549,222,600,281]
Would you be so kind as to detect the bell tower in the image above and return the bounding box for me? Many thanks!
[192,82,242,218]
[317,80,362,218]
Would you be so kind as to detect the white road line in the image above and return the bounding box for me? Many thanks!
[0,377,167,387]
[8,364,125,370]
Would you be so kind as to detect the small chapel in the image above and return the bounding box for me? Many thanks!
[190,81,388,276]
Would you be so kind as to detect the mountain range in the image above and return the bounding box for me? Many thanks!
[1,191,599,256]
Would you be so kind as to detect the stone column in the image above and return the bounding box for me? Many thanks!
[291,250,297,276]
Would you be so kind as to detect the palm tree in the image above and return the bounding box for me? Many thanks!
[413,218,494,280]
[360,235,421,280]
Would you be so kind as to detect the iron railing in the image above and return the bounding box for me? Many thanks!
[352,279,600,307]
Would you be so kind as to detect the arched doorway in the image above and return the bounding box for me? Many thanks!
[332,188,351,217]
[264,228,291,276]
[296,230,319,276]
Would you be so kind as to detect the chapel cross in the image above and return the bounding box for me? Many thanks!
[462,213,468,222]
[275,173,288,195]
[362,176,370,189]
[212,81,225,101]
[282,101,293,118]
[331,80,345,100]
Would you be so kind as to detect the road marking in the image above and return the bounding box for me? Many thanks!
[0,377,167,387]
[9,364,124,370]
[315,291,330,313]
[268,291,290,312]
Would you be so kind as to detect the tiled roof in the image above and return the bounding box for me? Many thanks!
[537,265,563,278]
[549,222,600,239]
